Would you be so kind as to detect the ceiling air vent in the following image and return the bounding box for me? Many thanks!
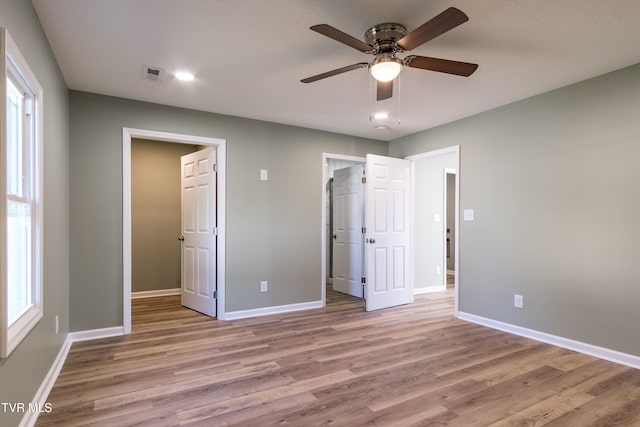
[143,65,164,82]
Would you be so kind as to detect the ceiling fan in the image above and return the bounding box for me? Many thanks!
[301,7,478,101]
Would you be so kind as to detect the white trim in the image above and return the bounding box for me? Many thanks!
[405,146,460,315]
[122,127,227,332]
[20,326,124,426]
[457,311,640,370]
[1,28,46,358]
[225,300,324,321]
[443,168,456,290]
[405,146,460,162]
[68,326,124,343]
[19,335,71,427]
[131,288,181,299]
[414,285,446,295]
[320,153,366,306]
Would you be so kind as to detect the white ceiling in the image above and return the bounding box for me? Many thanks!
[32,0,640,141]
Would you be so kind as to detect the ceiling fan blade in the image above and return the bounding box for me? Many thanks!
[405,55,478,77]
[377,80,393,101]
[301,63,368,83]
[310,24,373,53]
[397,7,469,51]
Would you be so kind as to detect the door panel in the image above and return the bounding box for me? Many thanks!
[332,170,347,294]
[332,165,364,298]
[365,154,412,311]
[181,148,217,317]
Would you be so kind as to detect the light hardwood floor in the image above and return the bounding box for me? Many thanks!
[37,285,640,426]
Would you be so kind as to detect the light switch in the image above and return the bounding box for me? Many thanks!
[463,209,474,221]
[260,169,268,181]
[514,294,524,309]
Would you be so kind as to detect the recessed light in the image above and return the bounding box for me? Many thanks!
[376,125,389,130]
[373,112,389,120]
[175,71,194,81]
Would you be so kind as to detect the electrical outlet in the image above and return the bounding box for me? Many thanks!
[55,315,59,335]
[463,209,475,221]
[260,281,268,292]
[514,294,524,309]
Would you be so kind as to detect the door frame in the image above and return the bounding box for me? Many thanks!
[406,145,460,315]
[444,168,457,278]
[122,128,227,333]
[321,153,366,305]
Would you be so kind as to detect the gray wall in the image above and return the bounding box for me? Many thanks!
[131,139,198,292]
[390,63,640,356]
[0,1,69,426]
[69,91,387,329]
[413,152,456,290]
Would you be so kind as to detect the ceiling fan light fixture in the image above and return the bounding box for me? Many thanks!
[373,112,389,120]
[370,56,403,82]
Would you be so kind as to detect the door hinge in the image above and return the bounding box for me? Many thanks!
[361,227,366,234]
[361,277,366,284]
[213,227,218,236]
[213,163,218,173]
[361,176,366,184]
[213,290,217,299]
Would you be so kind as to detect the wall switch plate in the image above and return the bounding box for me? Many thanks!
[260,169,268,181]
[463,209,475,221]
[55,315,59,334]
[514,294,524,309]
[260,281,268,292]
[436,265,441,275]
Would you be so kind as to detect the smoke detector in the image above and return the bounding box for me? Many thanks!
[142,65,164,82]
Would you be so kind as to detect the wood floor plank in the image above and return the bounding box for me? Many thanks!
[487,387,594,427]
[35,285,640,426]
[175,370,358,424]
[544,383,640,426]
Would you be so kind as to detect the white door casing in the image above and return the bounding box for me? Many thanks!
[365,154,412,311]
[332,165,364,298]
[181,148,217,316]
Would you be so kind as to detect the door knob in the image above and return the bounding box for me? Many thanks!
[369,238,376,244]
[332,234,337,240]
[178,236,185,242]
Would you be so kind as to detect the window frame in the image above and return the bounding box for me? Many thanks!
[1,28,44,358]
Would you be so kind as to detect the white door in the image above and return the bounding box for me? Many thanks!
[365,154,412,311]
[332,165,364,297]
[180,148,217,317]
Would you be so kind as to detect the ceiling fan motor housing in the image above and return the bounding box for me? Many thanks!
[364,23,408,54]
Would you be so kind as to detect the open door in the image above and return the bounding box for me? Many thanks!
[180,148,217,317]
[332,165,364,298]
[365,154,412,311]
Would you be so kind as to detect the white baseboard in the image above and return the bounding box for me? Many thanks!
[131,288,180,299]
[457,311,640,370]
[414,285,446,295]
[225,300,324,321]
[23,299,323,425]
[21,326,125,426]
[68,326,124,343]
[19,335,72,427]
